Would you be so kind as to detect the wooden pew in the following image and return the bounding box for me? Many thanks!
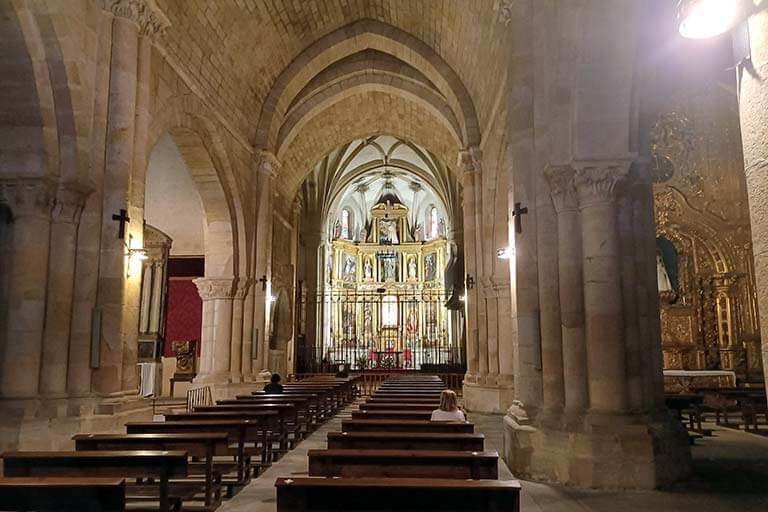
[2,451,187,512]
[366,397,440,405]
[308,449,498,479]
[327,432,485,451]
[220,397,313,436]
[237,394,324,425]
[126,420,257,484]
[197,403,304,448]
[351,410,434,421]
[275,477,521,511]
[341,419,473,433]
[0,477,126,512]
[360,402,436,411]
[73,433,227,508]
[165,410,283,461]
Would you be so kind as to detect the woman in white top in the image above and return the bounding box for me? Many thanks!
[430,389,466,421]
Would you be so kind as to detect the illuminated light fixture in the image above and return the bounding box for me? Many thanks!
[269,295,278,303]
[125,234,148,278]
[677,0,747,39]
[496,246,514,259]
[459,293,467,303]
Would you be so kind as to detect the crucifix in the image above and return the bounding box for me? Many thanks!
[257,275,268,291]
[111,209,130,239]
[511,202,528,234]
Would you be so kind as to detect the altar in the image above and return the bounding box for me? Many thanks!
[373,351,403,369]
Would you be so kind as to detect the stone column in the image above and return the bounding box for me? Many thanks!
[229,278,250,383]
[39,182,91,396]
[194,278,235,383]
[0,178,55,398]
[574,160,630,415]
[536,173,564,419]
[545,165,588,416]
[458,149,480,384]
[739,10,768,395]
[93,7,139,394]
[253,151,278,372]
[241,284,255,380]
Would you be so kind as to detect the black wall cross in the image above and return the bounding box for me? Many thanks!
[512,202,529,234]
[111,209,130,239]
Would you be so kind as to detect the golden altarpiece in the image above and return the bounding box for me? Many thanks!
[651,112,763,388]
[323,197,457,369]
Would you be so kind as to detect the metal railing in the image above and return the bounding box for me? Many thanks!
[186,385,213,412]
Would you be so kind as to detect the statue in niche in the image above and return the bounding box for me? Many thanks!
[437,218,446,237]
[656,237,679,303]
[424,253,436,282]
[407,255,418,279]
[359,226,368,242]
[406,309,419,339]
[382,256,398,281]
[333,220,342,240]
[363,305,374,344]
[414,223,424,242]
[380,219,399,244]
[363,257,373,279]
[342,255,356,282]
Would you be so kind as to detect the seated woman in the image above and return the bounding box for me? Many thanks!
[263,373,284,394]
[430,389,466,421]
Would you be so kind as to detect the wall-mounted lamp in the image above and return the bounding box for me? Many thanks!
[496,246,514,259]
[465,273,475,290]
[258,275,268,291]
[459,293,467,303]
[269,295,278,304]
[125,235,148,278]
[677,0,751,39]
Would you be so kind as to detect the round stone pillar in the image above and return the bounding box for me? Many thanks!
[545,165,588,416]
[574,160,630,415]
[0,178,55,398]
[458,149,480,383]
[194,278,235,383]
[229,278,250,383]
[39,183,91,396]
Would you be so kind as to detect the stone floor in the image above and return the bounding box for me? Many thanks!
[220,405,768,512]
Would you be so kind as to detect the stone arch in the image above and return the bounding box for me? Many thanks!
[276,81,462,160]
[0,2,60,179]
[254,19,480,151]
[280,91,459,200]
[147,98,248,278]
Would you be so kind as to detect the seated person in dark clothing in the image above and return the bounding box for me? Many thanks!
[263,373,284,394]
[335,364,349,379]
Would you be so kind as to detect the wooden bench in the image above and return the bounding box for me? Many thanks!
[2,451,187,512]
[0,477,126,512]
[126,420,256,484]
[366,397,440,405]
[327,431,485,451]
[275,477,521,511]
[340,419,473,433]
[360,403,437,411]
[351,410,434,421]
[196,403,305,447]
[308,449,497,479]
[73,433,227,508]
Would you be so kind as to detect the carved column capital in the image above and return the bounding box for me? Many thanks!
[573,159,632,207]
[52,181,93,224]
[0,177,56,220]
[194,277,235,301]
[457,146,482,177]
[103,0,170,37]
[544,163,578,213]
[234,278,252,300]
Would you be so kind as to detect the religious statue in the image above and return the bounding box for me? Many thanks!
[414,222,424,242]
[342,254,356,281]
[333,220,342,240]
[380,219,399,244]
[656,249,677,303]
[407,255,418,279]
[326,252,333,283]
[359,226,367,242]
[383,256,397,281]
[437,218,446,237]
[406,309,419,339]
[363,305,374,342]
[424,253,436,281]
[363,256,373,279]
